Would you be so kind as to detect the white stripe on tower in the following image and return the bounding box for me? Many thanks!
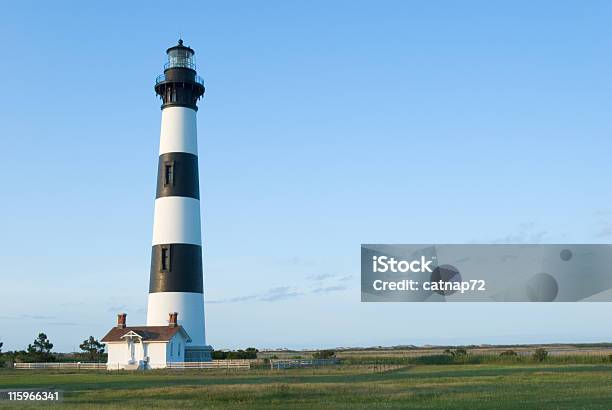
[146,40,210,360]
[159,107,198,155]
[152,196,201,246]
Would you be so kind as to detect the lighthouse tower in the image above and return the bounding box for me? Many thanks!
[147,40,211,361]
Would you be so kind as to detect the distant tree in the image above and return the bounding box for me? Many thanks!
[454,348,468,357]
[79,336,105,361]
[228,348,258,359]
[244,347,258,359]
[500,350,518,357]
[212,348,258,360]
[27,333,54,362]
[0,341,3,354]
[444,348,468,358]
[533,348,548,362]
[312,350,335,359]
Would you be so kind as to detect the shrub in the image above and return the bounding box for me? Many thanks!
[312,350,335,359]
[500,350,518,357]
[533,348,548,362]
[442,348,469,361]
[212,347,258,360]
[411,355,455,365]
[454,348,468,357]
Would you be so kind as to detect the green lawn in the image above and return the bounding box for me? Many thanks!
[1,364,611,409]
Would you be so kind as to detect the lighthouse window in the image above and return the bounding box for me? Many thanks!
[164,162,175,186]
[161,246,171,272]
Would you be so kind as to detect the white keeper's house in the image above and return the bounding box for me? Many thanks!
[101,313,191,370]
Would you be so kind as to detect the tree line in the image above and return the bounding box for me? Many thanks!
[0,334,262,365]
[0,333,106,366]
[212,347,258,360]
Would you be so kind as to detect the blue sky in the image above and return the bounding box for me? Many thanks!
[1,1,612,352]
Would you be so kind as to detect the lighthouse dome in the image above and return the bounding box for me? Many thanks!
[165,39,196,70]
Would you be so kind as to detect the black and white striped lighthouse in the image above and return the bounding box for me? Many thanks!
[147,40,211,361]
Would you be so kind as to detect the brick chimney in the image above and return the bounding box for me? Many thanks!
[168,312,178,328]
[117,313,127,329]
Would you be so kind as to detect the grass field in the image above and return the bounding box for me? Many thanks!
[1,363,611,409]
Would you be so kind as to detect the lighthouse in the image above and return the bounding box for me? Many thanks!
[146,39,211,361]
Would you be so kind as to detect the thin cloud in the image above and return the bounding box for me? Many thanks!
[311,285,347,294]
[208,286,303,304]
[207,274,352,304]
[595,223,612,238]
[46,321,83,327]
[259,287,303,302]
[207,294,259,304]
[0,314,55,321]
[307,273,336,281]
[471,222,548,244]
[594,210,612,216]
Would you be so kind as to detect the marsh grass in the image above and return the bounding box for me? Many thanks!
[0,363,611,409]
[344,353,612,366]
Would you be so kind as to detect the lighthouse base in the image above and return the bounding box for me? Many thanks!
[185,345,213,362]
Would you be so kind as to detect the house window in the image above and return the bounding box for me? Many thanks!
[163,161,174,186]
[161,246,171,272]
[170,342,174,356]
[178,343,181,356]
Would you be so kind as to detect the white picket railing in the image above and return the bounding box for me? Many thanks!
[14,360,252,370]
[14,362,106,370]
[166,360,251,369]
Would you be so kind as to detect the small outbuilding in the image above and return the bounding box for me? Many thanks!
[101,312,191,370]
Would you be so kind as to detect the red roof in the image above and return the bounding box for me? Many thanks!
[101,326,191,343]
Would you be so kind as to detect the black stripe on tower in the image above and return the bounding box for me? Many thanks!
[149,244,203,293]
[156,152,200,199]
[155,70,204,110]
